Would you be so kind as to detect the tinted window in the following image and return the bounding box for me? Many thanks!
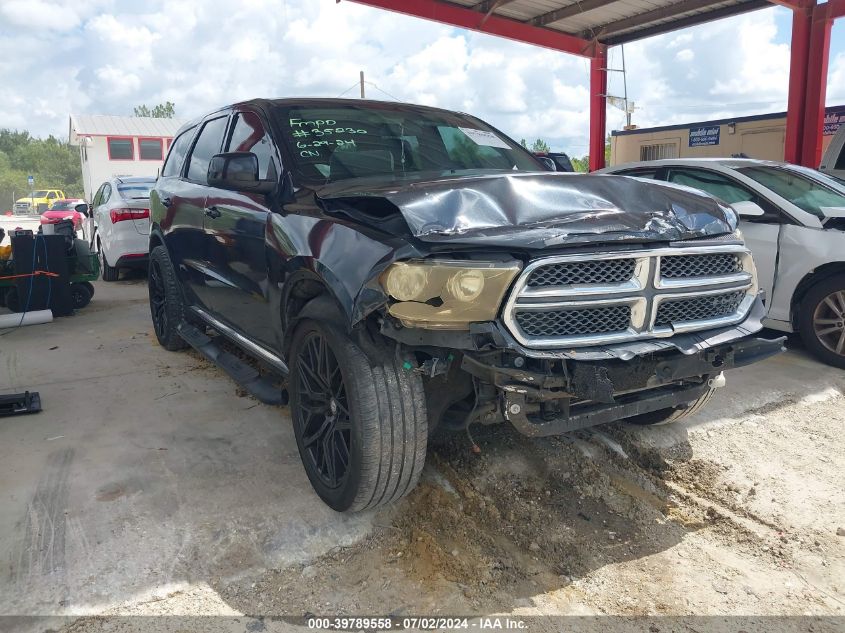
[162,127,196,177]
[139,138,163,160]
[51,200,75,210]
[108,138,133,160]
[227,111,277,180]
[187,117,228,182]
[102,184,112,205]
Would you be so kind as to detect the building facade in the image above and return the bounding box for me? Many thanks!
[610,105,845,167]
[68,115,187,201]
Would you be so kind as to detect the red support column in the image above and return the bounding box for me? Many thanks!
[784,4,812,164]
[799,7,833,167]
[589,46,608,172]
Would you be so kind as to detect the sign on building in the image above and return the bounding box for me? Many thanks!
[689,126,720,147]
[823,106,845,136]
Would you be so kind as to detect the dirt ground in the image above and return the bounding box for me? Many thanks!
[2,280,844,632]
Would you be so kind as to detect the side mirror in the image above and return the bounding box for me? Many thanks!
[537,156,557,171]
[208,152,275,194]
[75,203,90,217]
[731,200,765,218]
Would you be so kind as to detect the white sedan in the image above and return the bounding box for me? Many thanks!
[88,177,155,281]
[600,158,845,368]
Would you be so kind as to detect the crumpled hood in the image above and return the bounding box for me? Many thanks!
[315,172,738,248]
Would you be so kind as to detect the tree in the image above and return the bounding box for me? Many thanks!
[133,101,176,118]
[530,138,550,153]
[0,129,84,208]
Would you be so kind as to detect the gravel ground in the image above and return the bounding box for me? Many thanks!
[60,358,845,628]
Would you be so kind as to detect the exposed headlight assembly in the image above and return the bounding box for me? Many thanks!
[381,260,522,329]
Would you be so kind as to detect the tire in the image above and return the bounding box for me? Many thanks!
[82,281,95,298]
[99,242,120,282]
[289,319,427,512]
[625,387,716,426]
[148,245,188,351]
[797,275,845,369]
[70,283,92,310]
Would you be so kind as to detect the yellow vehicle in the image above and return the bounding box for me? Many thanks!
[13,189,66,214]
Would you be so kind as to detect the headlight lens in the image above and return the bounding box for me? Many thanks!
[446,269,486,303]
[381,260,522,330]
[384,263,429,301]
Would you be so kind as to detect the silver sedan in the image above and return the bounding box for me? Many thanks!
[600,158,845,368]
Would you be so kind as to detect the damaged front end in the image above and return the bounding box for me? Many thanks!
[318,172,785,436]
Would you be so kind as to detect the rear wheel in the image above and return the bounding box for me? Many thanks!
[625,386,716,426]
[99,241,119,282]
[148,245,188,351]
[289,320,427,512]
[797,275,845,369]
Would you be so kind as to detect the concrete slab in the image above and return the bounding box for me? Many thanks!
[0,279,374,616]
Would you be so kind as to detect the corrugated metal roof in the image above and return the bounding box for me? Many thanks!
[68,114,187,143]
[416,0,769,45]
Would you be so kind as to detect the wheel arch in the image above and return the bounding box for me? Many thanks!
[280,270,355,356]
[790,262,845,328]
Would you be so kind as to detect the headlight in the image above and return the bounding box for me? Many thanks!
[381,259,522,330]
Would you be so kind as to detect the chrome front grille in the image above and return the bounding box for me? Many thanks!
[660,253,743,279]
[654,290,746,327]
[517,304,631,337]
[503,245,756,349]
[527,259,636,287]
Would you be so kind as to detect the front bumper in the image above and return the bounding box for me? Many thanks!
[460,335,785,437]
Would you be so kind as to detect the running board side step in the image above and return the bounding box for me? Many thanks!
[177,322,287,405]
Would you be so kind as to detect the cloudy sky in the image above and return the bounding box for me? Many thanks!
[0,0,843,157]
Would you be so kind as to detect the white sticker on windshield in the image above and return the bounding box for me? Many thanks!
[459,127,512,149]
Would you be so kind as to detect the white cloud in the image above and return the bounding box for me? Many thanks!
[0,0,841,158]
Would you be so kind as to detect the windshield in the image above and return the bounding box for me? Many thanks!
[50,200,76,210]
[273,103,541,184]
[31,190,48,197]
[117,180,155,199]
[737,166,845,217]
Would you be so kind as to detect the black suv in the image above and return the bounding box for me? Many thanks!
[148,98,782,512]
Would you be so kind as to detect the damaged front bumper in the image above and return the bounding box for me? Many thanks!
[460,335,785,437]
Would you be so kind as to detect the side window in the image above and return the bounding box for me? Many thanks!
[667,168,782,222]
[47,191,57,199]
[162,127,196,177]
[102,184,112,204]
[92,185,104,207]
[667,168,756,204]
[187,116,228,183]
[226,111,277,180]
[617,168,659,179]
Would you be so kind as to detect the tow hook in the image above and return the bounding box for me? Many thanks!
[708,372,726,389]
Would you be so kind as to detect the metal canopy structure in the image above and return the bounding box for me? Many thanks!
[346,0,844,170]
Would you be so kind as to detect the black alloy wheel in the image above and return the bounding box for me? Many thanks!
[293,330,353,490]
[149,259,168,340]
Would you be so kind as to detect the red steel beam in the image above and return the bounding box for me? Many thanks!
[800,5,833,167]
[784,4,812,163]
[766,0,812,10]
[825,0,845,19]
[589,50,608,171]
[343,0,600,57]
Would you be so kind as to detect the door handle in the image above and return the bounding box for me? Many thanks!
[161,197,172,207]
[204,205,221,219]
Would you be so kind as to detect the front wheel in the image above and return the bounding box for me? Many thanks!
[289,320,427,512]
[148,245,188,351]
[797,275,845,369]
[70,283,92,310]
